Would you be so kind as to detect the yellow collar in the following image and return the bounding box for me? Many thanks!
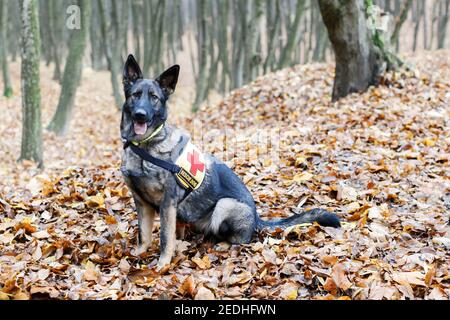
[131,123,165,146]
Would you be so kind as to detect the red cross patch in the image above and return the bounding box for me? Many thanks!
[187,150,205,176]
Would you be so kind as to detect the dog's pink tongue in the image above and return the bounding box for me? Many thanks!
[134,122,147,135]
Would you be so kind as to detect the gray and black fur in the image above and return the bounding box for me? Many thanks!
[120,55,340,270]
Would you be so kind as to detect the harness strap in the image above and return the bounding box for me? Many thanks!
[123,123,200,194]
[124,142,195,198]
[126,143,182,174]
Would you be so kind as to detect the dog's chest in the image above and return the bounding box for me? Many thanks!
[121,149,168,206]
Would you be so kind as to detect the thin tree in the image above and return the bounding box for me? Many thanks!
[217,0,230,92]
[8,1,21,62]
[437,0,449,49]
[90,0,103,70]
[278,0,306,69]
[0,0,13,97]
[192,0,209,112]
[47,0,90,135]
[19,0,43,166]
[412,0,423,52]
[390,0,413,48]
[264,0,281,73]
[97,0,123,109]
[131,0,142,62]
[48,0,62,81]
[246,0,264,81]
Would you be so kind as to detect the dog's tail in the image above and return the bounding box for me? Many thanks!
[256,208,340,231]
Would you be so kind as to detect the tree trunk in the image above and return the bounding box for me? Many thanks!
[264,0,280,73]
[246,0,264,82]
[278,0,306,69]
[232,0,246,89]
[142,0,152,74]
[313,0,329,63]
[131,0,142,62]
[47,0,90,135]
[9,1,21,62]
[312,21,328,62]
[423,3,428,49]
[48,0,62,81]
[1,0,13,97]
[206,1,219,93]
[122,0,129,59]
[437,0,449,48]
[429,3,438,49]
[97,0,122,109]
[318,0,382,102]
[217,0,230,93]
[19,0,43,167]
[39,0,52,66]
[307,3,316,63]
[390,0,413,48]
[153,0,167,72]
[412,0,423,52]
[192,0,209,112]
[90,0,103,70]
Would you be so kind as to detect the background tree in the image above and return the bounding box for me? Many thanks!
[2,0,448,127]
[47,0,91,135]
[278,0,306,69]
[318,0,383,101]
[437,0,449,49]
[19,0,43,166]
[47,0,63,82]
[0,0,13,97]
[97,0,125,109]
[192,0,209,112]
[390,0,414,47]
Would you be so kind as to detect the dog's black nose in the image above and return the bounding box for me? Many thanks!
[133,109,147,121]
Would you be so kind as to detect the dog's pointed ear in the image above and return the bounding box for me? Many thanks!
[123,54,143,94]
[155,65,180,97]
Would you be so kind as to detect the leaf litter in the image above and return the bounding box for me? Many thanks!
[0,51,449,300]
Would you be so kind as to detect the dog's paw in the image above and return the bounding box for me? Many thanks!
[133,245,149,256]
[156,258,171,273]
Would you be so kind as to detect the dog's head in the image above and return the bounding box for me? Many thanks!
[120,54,180,142]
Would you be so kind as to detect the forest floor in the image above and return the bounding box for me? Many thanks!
[0,50,449,300]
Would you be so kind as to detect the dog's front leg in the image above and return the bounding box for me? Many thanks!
[156,196,177,271]
[133,195,156,255]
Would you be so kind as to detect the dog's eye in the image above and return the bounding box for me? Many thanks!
[150,93,159,101]
[132,91,142,99]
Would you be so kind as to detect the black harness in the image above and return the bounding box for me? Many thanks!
[123,140,197,193]
[123,140,182,175]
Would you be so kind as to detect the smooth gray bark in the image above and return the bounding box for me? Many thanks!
[192,0,209,112]
[246,0,264,81]
[0,0,12,97]
[264,0,280,73]
[97,0,122,109]
[437,0,449,48]
[412,0,423,52]
[48,0,62,81]
[278,0,306,69]
[390,0,413,47]
[47,0,90,135]
[19,0,43,166]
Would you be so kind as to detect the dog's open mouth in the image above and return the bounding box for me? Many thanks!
[133,121,148,135]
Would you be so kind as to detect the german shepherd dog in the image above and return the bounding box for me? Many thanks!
[120,55,340,270]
